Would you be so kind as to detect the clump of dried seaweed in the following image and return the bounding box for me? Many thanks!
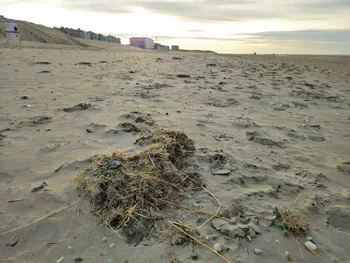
[75,125,203,241]
[275,207,309,235]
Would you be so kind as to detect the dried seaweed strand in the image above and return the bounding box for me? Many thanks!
[198,186,222,229]
[295,238,304,260]
[297,236,322,259]
[168,220,233,263]
[98,213,122,239]
[160,200,232,222]
[8,198,28,203]
[0,200,79,236]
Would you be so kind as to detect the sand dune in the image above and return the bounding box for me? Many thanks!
[0,16,83,45]
[0,16,152,53]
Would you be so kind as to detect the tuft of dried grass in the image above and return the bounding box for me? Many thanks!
[279,210,309,235]
[75,125,203,241]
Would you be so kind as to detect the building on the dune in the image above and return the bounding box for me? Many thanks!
[98,34,105,41]
[84,31,91,40]
[57,27,80,38]
[107,35,121,44]
[154,43,170,51]
[130,37,154,49]
[54,26,120,43]
[171,45,180,51]
[55,27,84,39]
[89,32,97,40]
[78,29,85,39]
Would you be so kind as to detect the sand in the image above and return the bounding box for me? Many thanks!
[0,40,350,263]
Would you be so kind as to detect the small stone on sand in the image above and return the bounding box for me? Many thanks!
[254,249,263,255]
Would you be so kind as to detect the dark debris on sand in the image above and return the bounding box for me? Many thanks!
[19,116,52,127]
[34,61,51,65]
[63,103,93,112]
[177,74,191,78]
[75,62,92,66]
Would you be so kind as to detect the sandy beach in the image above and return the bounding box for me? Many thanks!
[0,40,349,263]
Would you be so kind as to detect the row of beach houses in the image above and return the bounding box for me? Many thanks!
[55,27,180,51]
[54,27,121,44]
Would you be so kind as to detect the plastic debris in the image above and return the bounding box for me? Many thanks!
[279,222,287,231]
[109,243,116,248]
[305,241,316,251]
[279,222,289,236]
[107,159,121,169]
[213,242,222,252]
[56,257,64,263]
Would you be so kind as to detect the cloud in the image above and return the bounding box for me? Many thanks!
[58,0,350,23]
[134,0,278,22]
[114,29,350,45]
[58,0,282,22]
[185,29,204,32]
[6,0,350,24]
[287,0,350,18]
[294,0,350,9]
[116,29,350,48]
[248,29,350,43]
[3,0,49,3]
[61,2,132,14]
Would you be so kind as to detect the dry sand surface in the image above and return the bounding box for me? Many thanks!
[0,41,350,263]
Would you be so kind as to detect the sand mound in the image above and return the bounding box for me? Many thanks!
[0,16,83,45]
[0,16,149,51]
[75,117,203,242]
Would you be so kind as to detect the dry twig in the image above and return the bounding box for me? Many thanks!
[198,186,222,229]
[54,162,67,173]
[297,236,322,259]
[8,198,28,203]
[168,220,233,263]
[160,200,231,223]
[295,238,304,260]
[0,200,79,236]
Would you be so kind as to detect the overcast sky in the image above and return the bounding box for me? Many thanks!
[2,0,350,54]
